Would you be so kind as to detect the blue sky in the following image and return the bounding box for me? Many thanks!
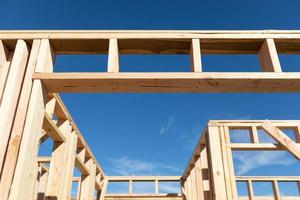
[2,0,300,196]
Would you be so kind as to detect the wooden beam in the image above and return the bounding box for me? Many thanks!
[0,40,29,173]
[8,39,54,200]
[207,126,227,200]
[60,131,78,199]
[37,166,49,200]
[258,39,282,72]
[0,40,12,102]
[99,178,108,200]
[75,154,90,175]
[79,158,96,200]
[108,176,181,181]
[190,39,202,72]
[0,40,41,200]
[261,122,300,160]
[107,39,119,73]
[43,112,66,142]
[33,72,300,93]
[44,120,70,200]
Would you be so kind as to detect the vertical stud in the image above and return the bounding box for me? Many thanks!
[258,38,282,72]
[190,39,202,72]
[108,39,119,73]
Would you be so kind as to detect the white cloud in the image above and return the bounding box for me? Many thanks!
[160,114,176,134]
[108,157,180,176]
[233,151,296,175]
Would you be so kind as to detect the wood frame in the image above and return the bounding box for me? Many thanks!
[0,31,300,200]
[181,120,300,200]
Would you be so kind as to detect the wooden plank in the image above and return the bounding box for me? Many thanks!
[272,180,281,200]
[250,126,259,143]
[227,143,285,150]
[247,180,254,200]
[43,112,66,142]
[261,122,300,160]
[207,126,227,200]
[37,156,51,163]
[0,40,41,200]
[33,72,300,93]
[129,179,133,194]
[79,158,96,200]
[0,40,29,173]
[99,178,108,200]
[236,176,300,181]
[8,39,54,200]
[0,40,12,103]
[107,38,119,73]
[60,131,78,199]
[221,126,238,200]
[194,157,205,200]
[3,31,300,54]
[190,168,197,200]
[44,120,70,200]
[37,166,49,200]
[190,39,202,72]
[155,179,159,194]
[108,176,181,181]
[258,39,282,72]
[75,154,90,175]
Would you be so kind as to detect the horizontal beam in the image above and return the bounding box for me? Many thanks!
[228,143,285,150]
[2,30,300,39]
[236,176,300,181]
[33,72,300,93]
[107,176,181,182]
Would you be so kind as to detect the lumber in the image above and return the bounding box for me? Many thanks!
[0,40,11,102]
[261,122,300,160]
[189,39,202,72]
[107,38,119,73]
[0,40,29,173]
[0,40,41,199]
[207,126,227,200]
[75,154,90,175]
[259,39,282,72]
[33,72,300,93]
[8,39,54,200]
[79,158,96,200]
[43,112,66,142]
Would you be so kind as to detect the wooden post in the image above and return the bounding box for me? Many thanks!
[250,126,259,143]
[207,125,227,200]
[0,40,42,199]
[190,39,202,72]
[79,158,96,200]
[99,178,108,200]
[60,131,78,199]
[0,40,12,102]
[44,120,71,200]
[107,38,119,73]
[129,179,133,194]
[190,167,197,200]
[8,39,54,200]
[247,180,254,200]
[0,40,29,172]
[155,179,159,194]
[272,180,280,200]
[258,38,282,72]
[194,157,205,200]
[222,126,238,200]
[37,167,49,200]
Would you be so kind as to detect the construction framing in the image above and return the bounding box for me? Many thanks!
[0,30,299,200]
